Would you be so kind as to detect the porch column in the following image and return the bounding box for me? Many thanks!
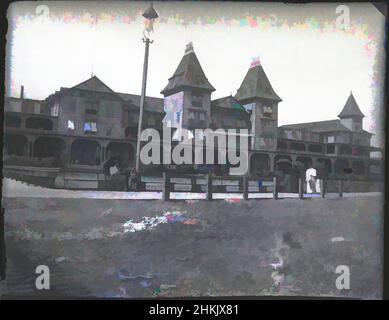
[27,136,36,158]
[330,158,336,175]
[269,153,275,172]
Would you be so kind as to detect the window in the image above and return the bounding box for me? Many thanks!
[369,164,381,174]
[85,109,98,115]
[326,136,335,143]
[260,137,275,148]
[263,106,273,117]
[83,122,97,133]
[5,115,21,128]
[191,94,202,108]
[277,140,287,149]
[67,120,75,130]
[84,100,99,113]
[290,142,305,151]
[326,145,335,154]
[26,117,53,130]
[284,130,293,139]
[243,103,255,112]
[339,145,351,155]
[308,144,322,153]
[51,102,59,117]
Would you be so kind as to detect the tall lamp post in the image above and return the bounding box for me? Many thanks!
[135,3,159,172]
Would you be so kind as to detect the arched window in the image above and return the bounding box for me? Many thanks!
[4,134,27,156]
[106,142,135,166]
[5,114,21,128]
[33,137,65,158]
[250,153,270,176]
[71,139,101,165]
[125,126,138,139]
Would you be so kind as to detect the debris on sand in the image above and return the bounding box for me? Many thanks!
[160,284,176,290]
[271,271,284,286]
[84,228,104,240]
[331,236,345,242]
[123,216,167,233]
[122,211,200,233]
[183,219,199,225]
[268,234,289,287]
[140,280,152,288]
[118,269,154,281]
[55,256,71,264]
[100,208,113,217]
[225,198,241,204]
[185,200,199,204]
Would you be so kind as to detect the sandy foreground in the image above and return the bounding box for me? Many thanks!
[0,182,384,299]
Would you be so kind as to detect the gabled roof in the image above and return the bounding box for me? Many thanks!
[210,95,250,129]
[338,92,365,118]
[235,64,282,102]
[161,44,215,96]
[280,119,373,136]
[71,76,117,94]
[117,92,164,113]
[211,95,246,111]
[280,120,350,133]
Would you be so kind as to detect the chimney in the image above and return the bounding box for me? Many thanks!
[20,85,24,99]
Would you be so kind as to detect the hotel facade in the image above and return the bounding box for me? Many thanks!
[3,43,383,190]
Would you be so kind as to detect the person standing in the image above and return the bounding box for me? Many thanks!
[306,166,317,193]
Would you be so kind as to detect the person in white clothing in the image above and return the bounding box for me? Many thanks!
[306,167,317,193]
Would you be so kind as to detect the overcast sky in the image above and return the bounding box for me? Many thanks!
[5,1,386,147]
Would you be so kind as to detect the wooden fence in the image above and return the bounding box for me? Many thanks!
[139,174,347,201]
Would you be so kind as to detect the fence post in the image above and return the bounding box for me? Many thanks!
[243,176,249,201]
[298,177,303,199]
[338,180,343,198]
[162,172,170,201]
[0,207,5,280]
[206,174,212,201]
[273,176,278,200]
[320,179,325,199]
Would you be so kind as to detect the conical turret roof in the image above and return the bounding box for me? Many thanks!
[338,92,365,118]
[161,42,215,96]
[235,60,281,103]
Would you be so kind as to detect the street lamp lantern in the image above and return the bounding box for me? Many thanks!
[143,3,159,39]
[134,3,159,173]
[143,3,159,19]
